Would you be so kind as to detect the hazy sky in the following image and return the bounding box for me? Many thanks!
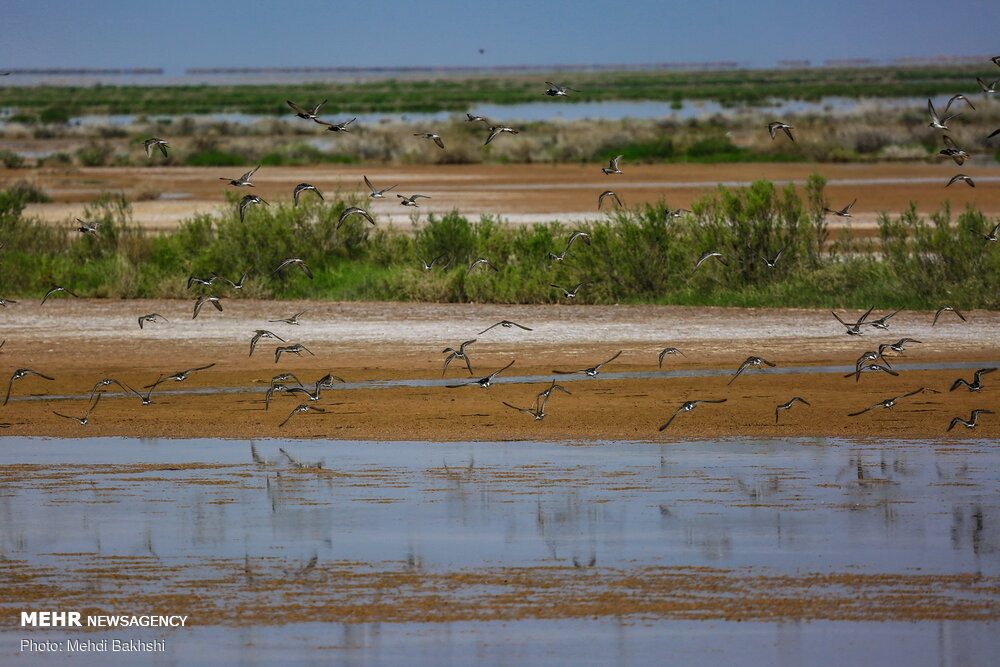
[1,0,997,73]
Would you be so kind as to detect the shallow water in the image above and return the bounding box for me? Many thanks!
[0,436,997,663]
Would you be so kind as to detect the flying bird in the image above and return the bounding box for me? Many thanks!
[847,388,931,417]
[138,313,168,329]
[478,320,532,335]
[976,77,998,94]
[867,310,899,330]
[544,81,579,96]
[274,344,314,363]
[947,410,994,432]
[143,364,215,388]
[550,282,591,298]
[775,397,810,424]
[598,190,622,209]
[938,135,968,165]
[314,117,356,132]
[602,155,623,175]
[824,199,856,217]
[397,194,430,207]
[767,122,794,141]
[659,399,727,431]
[844,363,899,382]
[220,165,260,187]
[831,306,874,335]
[293,183,323,206]
[932,306,966,326]
[40,285,78,306]
[531,381,571,413]
[250,330,286,357]
[337,207,375,229]
[927,99,960,131]
[286,99,327,120]
[414,133,445,149]
[192,295,223,319]
[239,194,268,222]
[759,246,786,268]
[4,368,55,406]
[446,360,515,388]
[877,338,922,358]
[658,347,685,368]
[269,310,307,325]
[694,250,728,270]
[52,394,102,426]
[502,401,546,420]
[728,356,777,385]
[273,258,314,279]
[947,174,975,188]
[143,137,169,158]
[279,404,327,428]
[75,219,100,236]
[485,125,519,145]
[949,368,997,392]
[552,350,622,377]
[420,253,449,271]
[442,339,476,376]
[364,175,397,198]
[467,257,498,274]
[943,93,975,113]
[974,222,999,242]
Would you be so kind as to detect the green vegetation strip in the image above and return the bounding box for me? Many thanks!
[1,175,998,309]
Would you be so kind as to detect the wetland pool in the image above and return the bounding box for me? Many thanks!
[1,436,997,665]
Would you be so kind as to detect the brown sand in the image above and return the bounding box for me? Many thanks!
[1,299,997,440]
[11,162,1000,232]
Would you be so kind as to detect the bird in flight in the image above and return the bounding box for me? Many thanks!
[420,253,449,271]
[943,94,976,113]
[273,258,314,279]
[659,399,727,431]
[927,99,960,131]
[949,368,997,392]
[847,388,932,417]
[364,175,397,198]
[442,339,476,376]
[88,377,132,401]
[269,310,307,325]
[544,81,579,96]
[337,207,375,229]
[947,409,994,432]
[553,350,622,377]
[658,347,685,368]
[932,306,966,326]
[138,313,168,329]
[479,320,532,335]
[398,194,431,207]
[250,330,286,357]
[824,199,856,217]
[220,165,260,187]
[144,363,215,388]
[239,194,268,222]
[531,381,571,414]
[466,113,491,124]
[4,368,55,406]
[550,282,591,298]
[293,183,323,206]
[946,174,975,188]
[40,285,79,306]
[938,136,968,166]
[485,125,519,145]
[143,137,169,158]
[192,295,223,319]
[446,360,515,388]
[974,222,999,242]
[75,219,100,236]
[468,257,498,274]
[767,122,794,141]
[220,270,251,290]
[598,190,622,210]
[775,397,810,424]
[867,310,899,331]
[414,133,445,149]
[52,394,102,425]
[877,338,922,358]
[759,246,786,268]
[274,344,314,363]
[831,306,874,335]
[279,404,327,428]
[976,77,998,94]
[728,356,777,385]
[602,155,623,175]
[694,250,728,270]
[314,117,356,132]
[286,99,327,120]
[844,363,899,382]
[502,401,546,420]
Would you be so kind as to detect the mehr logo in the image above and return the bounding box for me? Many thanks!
[21,611,82,627]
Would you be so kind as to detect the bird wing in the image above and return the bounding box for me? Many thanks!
[364,175,377,195]
[286,100,308,115]
[658,406,685,431]
[433,136,445,149]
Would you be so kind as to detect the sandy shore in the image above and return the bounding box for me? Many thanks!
[10,162,1000,232]
[0,299,997,440]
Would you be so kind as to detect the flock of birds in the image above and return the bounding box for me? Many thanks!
[2,62,999,433]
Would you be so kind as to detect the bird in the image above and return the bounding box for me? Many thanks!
[976,77,998,94]
[848,388,930,417]
[219,165,260,187]
[271,372,303,388]
[949,368,997,392]
[544,81,579,96]
[552,350,622,377]
[398,194,430,207]
[927,99,960,130]
[337,207,375,229]
[602,155,623,175]
[239,194,268,222]
[659,399,727,431]
[856,350,890,371]
[550,282,591,298]
[221,270,250,290]
[502,401,546,420]
[88,378,132,400]
[187,275,219,289]
[442,339,476,376]
[466,113,491,124]
[943,94,975,113]
[947,410,994,432]
[292,183,323,206]
[664,208,691,219]
[131,377,160,405]
[728,356,777,385]
[250,330,286,357]
[192,295,223,319]
[485,125,518,145]
[974,222,1000,242]
[4,369,55,406]
[547,250,569,262]
[932,306,966,326]
[273,258,314,279]
[775,397,810,424]
[0,299,17,307]
[844,363,899,382]
[598,190,622,209]
[269,310,306,325]
[877,338,922,358]
[286,381,324,402]
[138,313,168,329]
[40,285,78,306]
[767,121,794,141]
[446,360,515,388]
[143,137,169,158]
[414,133,445,149]
[938,136,968,165]
[467,257,498,274]
[946,174,975,188]
[74,219,100,236]
[420,253,448,271]
[531,381,571,413]
[364,175,397,198]
[279,404,327,428]
[658,348,685,368]
[824,199,856,217]
[314,117,356,132]
[867,310,899,330]
[286,99,327,120]
[274,344,314,363]
[263,383,289,410]
[759,247,786,268]
[993,56,1000,68]
[566,231,591,249]
[52,394,101,425]
[694,250,728,270]
[832,306,874,335]
[479,320,532,335]
[315,373,345,388]
[144,363,215,388]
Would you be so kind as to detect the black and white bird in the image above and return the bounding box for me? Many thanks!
[867,310,899,330]
[844,363,899,382]
[598,190,622,209]
[938,136,968,166]
[943,94,975,113]
[221,270,250,290]
[602,155,623,175]
[364,175,397,198]
[4,368,55,406]
[974,222,999,242]
[143,137,169,158]
[728,356,776,385]
[932,306,966,326]
[832,306,874,336]
[314,117,356,132]
[397,194,431,207]
[949,368,997,392]
[978,77,999,94]
[658,347,685,368]
[659,399,727,431]
[75,219,100,236]
[88,377,131,400]
[946,174,975,188]
[40,285,78,306]
[847,387,930,417]
[337,207,375,229]
[138,313,168,329]
[144,364,215,388]
[694,250,728,270]
[468,257,498,274]
[442,339,476,376]
[767,121,794,141]
[553,350,622,377]
[550,282,591,299]
[192,295,223,319]
[220,165,260,187]
[420,253,449,271]
[947,410,993,432]
[293,183,323,206]
[414,132,445,149]
[877,338,922,358]
[446,360,515,388]
[250,330,286,357]
[479,320,532,335]
[927,99,960,131]
[239,194,268,222]
[759,247,786,268]
[279,404,327,428]
[531,381,571,414]
[824,199,856,217]
[502,401,546,421]
[269,310,307,325]
[274,344,314,363]
[775,397,810,424]
[485,125,519,145]
[286,99,327,120]
[273,258,314,279]
[52,394,102,426]
[544,81,579,97]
